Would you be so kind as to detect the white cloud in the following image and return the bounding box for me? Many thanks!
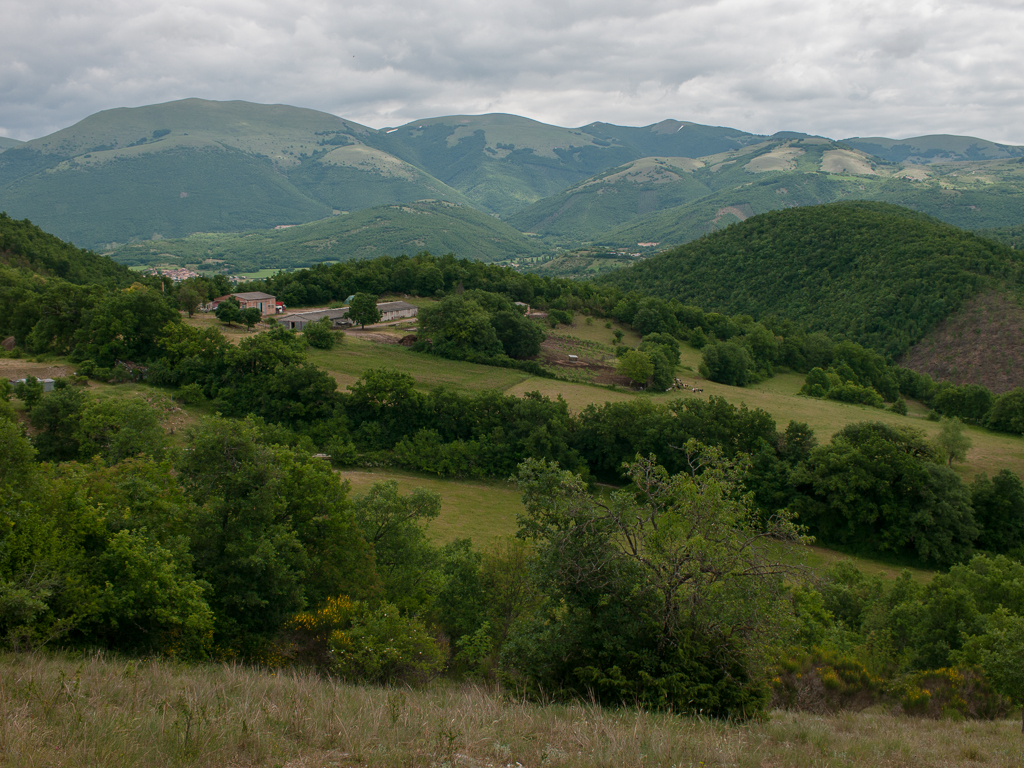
[1,0,1023,144]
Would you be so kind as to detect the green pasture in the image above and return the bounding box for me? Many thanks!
[313,322,1024,480]
[339,467,522,546]
[306,338,533,393]
[337,465,936,582]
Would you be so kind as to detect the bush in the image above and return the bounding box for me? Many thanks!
[302,317,336,350]
[771,649,886,713]
[329,601,445,685]
[177,383,205,405]
[892,668,1009,719]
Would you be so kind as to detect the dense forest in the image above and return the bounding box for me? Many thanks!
[3,211,1024,722]
[599,201,1024,358]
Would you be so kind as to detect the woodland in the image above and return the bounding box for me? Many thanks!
[2,207,1024,731]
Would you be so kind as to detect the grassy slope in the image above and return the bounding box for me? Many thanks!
[523,139,1024,252]
[5,651,1022,768]
[107,200,547,272]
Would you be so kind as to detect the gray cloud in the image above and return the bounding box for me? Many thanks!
[2,0,1023,144]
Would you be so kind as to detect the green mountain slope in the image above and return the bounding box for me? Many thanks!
[107,200,545,272]
[0,137,22,152]
[507,157,713,240]
[585,138,1024,250]
[366,114,766,216]
[0,212,134,286]
[597,201,1024,357]
[842,134,1024,163]
[0,99,470,249]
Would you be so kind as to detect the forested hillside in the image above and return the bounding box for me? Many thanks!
[0,213,134,286]
[599,202,1024,358]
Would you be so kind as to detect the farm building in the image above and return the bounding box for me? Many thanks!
[376,301,418,322]
[277,300,418,331]
[207,292,278,316]
[277,308,351,331]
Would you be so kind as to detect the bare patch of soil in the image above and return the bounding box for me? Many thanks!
[539,335,633,386]
[0,359,77,382]
[900,291,1024,394]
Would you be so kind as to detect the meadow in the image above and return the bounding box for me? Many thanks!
[2,651,1021,768]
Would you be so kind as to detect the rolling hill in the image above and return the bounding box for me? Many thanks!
[597,201,1024,359]
[514,136,1024,249]
[0,100,470,249]
[0,137,23,152]
[365,114,767,216]
[107,199,546,272]
[4,98,1024,263]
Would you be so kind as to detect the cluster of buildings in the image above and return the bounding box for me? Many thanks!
[147,267,201,282]
[205,292,418,329]
[277,300,418,330]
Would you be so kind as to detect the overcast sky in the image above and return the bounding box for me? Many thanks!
[3,0,1024,144]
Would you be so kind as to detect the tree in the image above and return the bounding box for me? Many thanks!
[177,284,202,317]
[239,307,262,331]
[348,293,381,329]
[353,480,441,614]
[417,294,502,359]
[74,285,180,366]
[176,418,310,655]
[29,385,89,462]
[616,349,653,386]
[215,296,242,327]
[77,397,167,465]
[791,422,978,566]
[971,470,1024,554]
[504,446,807,717]
[491,311,544,359]
[302,316,336,350]
[954,608,1024,731]
[700,341,754,387]
[936,417,972,466]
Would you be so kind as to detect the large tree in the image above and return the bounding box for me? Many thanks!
[348,293,381,329]
[503,445,806,718]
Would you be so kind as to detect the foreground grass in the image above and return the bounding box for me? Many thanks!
[2,651,1021,768]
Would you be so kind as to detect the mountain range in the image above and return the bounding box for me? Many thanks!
[1,99,1023,269]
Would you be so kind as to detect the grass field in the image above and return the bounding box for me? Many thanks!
[304,317,1024,480]
[337,465,936,583]
[3,651,1021,768]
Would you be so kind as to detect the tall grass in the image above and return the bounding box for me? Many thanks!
[2,651,1021,767]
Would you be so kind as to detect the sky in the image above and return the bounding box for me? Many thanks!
[3,0,1024,144]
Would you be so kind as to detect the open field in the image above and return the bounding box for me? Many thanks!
[337,465,936,583]
[302,316,1024,480]
[2,651,1021,768]
[340,467,522,546]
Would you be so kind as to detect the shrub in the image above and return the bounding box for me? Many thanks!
[177,383,205,405]
[771,649,886,713]
[329,601,445,685]
[891,668,1009,719]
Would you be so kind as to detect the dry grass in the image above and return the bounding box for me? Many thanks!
[2,651,1021,768]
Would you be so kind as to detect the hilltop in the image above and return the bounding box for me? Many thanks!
[598,201,1024,359]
